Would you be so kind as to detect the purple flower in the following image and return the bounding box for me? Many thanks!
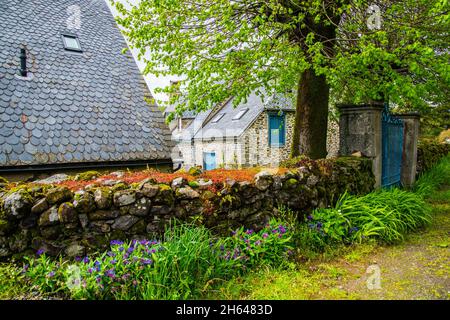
[245,229,254,235]
[75,256,82,262]
[110,240,124,246]
[47,271,55,278]
[262,233,269,239]
[107,251,116,257]
[96,276,101,283]
[105,269,115,278]
[88,268,93,274]
[278,225,286,234]
[220,245,225,252]
[36,249,45,256]
[307,215,313,221]
[141,259,152,265]
[317,222,323,229]
[255,240,262,246]
[118,246,124,252]
[82,256,89,264]
[110,260,117,265]
[23,264,29,272]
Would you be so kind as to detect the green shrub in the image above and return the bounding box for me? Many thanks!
[414,155,450,196]
[416,140,450,175]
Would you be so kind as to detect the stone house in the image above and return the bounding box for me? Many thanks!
[0,0,174,179]
[172,92,339,170]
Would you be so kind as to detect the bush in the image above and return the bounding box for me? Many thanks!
[19,218,294,300]
[416,140,450,175]
[297,188,432,251]
[414,155,450,197]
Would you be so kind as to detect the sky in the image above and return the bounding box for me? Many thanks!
[105,0,177,102]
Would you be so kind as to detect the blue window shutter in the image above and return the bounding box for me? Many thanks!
[269,114,285,147]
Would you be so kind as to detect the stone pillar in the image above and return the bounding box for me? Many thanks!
[395,113,420,188]
[338,104,384,188]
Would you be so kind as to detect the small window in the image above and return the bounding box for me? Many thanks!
[232,108,248,120]
[211,113,225,123]
[62,34,82,52]
[268,114,285,147]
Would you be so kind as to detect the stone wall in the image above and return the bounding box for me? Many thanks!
[0,157,374,259]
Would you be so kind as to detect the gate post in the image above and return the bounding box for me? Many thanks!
[338,104,384,188]
[394,113,420,188]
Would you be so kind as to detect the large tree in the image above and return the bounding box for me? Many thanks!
[112,0,449,159]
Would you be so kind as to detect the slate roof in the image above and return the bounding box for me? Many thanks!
[186,91,294,140]
[0,0,173,167]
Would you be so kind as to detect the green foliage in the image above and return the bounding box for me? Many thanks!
[74,171,100,181]
[112,0,448,118]
[19,219,294,300]
[0,176,8,184]
[0,262,30,299]
[416,140,450,175]
[298,188,432,252]
[414,155,450,196]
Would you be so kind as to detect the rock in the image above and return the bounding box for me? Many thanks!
[171,177,187,189]
[129,219,146,234]
[45,187,73,205]
[91,221,111,233]
[0,219,11,235]
[38,206,60,227]
[31,239,62,256]
[19,213,39,229]
[273,176,283,190]
[101,179,121,186]
[140,183,159,198]
[34,174,69,184]
[197,179,213,188]
[150,205,173,215]
[65,243,86,257]
[254,171,273,191]
[153,184,174,205]
[78,213,89,229]
[306,175,319,187]
[31,198,49,215]
[73,190,96,213]
[8,232,29,252]
[113,190,136,207]
[3,190,33,219]
[351,151,363,158]
[111,215,139,231]
[58,202,78,224]
[110,171,125,178]
[94,188,113,209]
[129,197,151,216]
[176,187,200,199]
[88,209,119,221]
[39,225,61,240]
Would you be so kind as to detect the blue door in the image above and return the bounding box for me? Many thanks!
[382,104,404,187]
[203,152,216,170]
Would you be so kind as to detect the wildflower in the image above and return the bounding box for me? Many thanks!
[262,233,268,239]
[317,222,323,229]
[255,240,262,246]
[96,276,101,283]
[118,246,124,252]
[110,260,117,265]
[110,240,124,246]
[22,264,29,273]
[278,225,287,234]
[36,249,45,256]
[307,215,313,221]
[105,269,115,278]
[141,259,153,265]
[47,271,55,278]
[220,244,225,252]
[244,239,250,244]
[245,229,254,235]
[88,268,93,274]
[107,251,116,257]
[75,256,82,262]
[82,256,89,264]
[127,246,134,253]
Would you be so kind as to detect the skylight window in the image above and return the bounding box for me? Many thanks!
[232,108,248,120]
[62,34,82,52]
[211,113,225,123]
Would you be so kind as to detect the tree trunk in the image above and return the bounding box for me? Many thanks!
[291,69,330,159]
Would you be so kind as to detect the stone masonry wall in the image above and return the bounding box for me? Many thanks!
[0,157,374,259]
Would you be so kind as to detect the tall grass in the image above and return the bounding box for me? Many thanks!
[414,155,450,196]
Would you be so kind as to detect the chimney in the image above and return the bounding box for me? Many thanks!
[20,48,27,77]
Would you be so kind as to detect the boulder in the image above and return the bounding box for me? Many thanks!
[113,190,136,207]
[254,171,273,191]
[73,190,96,213]
[129,197,151,216]
[31,198,49,215]
[34,174,69,184]
[91,221,111,233]
[38,206,60,227]
[65,242,86,257]
[197,179,213,188]
[57,202,78,224]
[176,187,200,199]
[171,177,187,189]
[140,183,159,198]
[45,187,73,205]
[111,215,139,231]
[94,188,113,209]
[3,190,33,219]
[88,209,119,221]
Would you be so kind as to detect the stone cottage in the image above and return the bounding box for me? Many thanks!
[172,91,339,170]
[0,0,174,179]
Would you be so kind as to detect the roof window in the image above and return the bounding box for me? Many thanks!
[211,113,225,123]
[232,108,249,120]
[62,34,82,52]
